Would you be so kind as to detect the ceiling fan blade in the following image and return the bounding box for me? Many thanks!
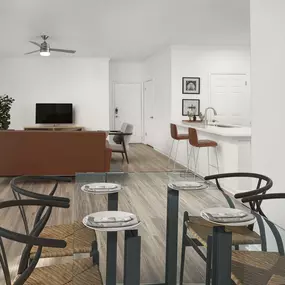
[24,50,40,55]
[29,41,41,47]
[50,48,76,54]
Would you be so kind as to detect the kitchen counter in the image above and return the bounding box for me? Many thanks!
[171,121,252,194]
[174,121,251,139]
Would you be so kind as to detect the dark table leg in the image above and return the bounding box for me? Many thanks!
[106,192,119,285]
[124,229,141,285]
[212,226,232,285]
[108,192,118,211]
[165,187,179,285]
[205,235,213,285]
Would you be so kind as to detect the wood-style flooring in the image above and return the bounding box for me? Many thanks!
[110,143,185,172]
[0,144,222,285]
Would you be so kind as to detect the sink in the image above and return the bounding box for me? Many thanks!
[215,124,239,128]
[207,123,239,128]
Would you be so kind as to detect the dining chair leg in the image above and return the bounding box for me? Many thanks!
[91,240,100,265]
[174,140,180,170]
[186,140,189,172]
[122,153,125,160]
[207,147,210,176]
[179,212,188,285]
[215,146,219,173]
[187,145,193,172]
[167,140,175,168]
[194,147,200,180]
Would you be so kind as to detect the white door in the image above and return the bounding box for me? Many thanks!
[210,74,250,125]
[114,83,142,143]
[143,80,155,146]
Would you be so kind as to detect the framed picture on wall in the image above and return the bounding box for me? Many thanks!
[182,77,200,94]
[182,99,200,116]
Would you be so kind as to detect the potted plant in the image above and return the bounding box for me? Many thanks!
[0,95,15,130]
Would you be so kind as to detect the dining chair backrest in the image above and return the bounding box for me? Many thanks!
[242,193,285,218]
[242,193,285,255]
[188,128,199,147]
[0,199,69,285]
[204,172,273,215]
[10,176,71,235]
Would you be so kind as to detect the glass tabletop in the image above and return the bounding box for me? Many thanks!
[72,171,285,285]
[4,172,284,285]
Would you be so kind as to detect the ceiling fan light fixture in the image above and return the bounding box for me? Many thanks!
[40,51,50,57]
[26,35,76,56]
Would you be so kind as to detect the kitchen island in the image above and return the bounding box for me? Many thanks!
[173,121,251,194]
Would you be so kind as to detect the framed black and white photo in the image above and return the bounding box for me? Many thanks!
[182,99,200,116]
[182,77,200,94]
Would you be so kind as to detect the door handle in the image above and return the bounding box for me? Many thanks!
[150,116,154,119]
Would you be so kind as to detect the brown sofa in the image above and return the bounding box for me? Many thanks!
[0,130,112,176]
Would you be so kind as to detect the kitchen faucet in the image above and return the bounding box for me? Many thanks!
[204,107,217,125]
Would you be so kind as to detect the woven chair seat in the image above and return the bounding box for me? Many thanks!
[186,216,261,246]
[15,257,102,285]
[231,251,285,285]
[30,221,96,258]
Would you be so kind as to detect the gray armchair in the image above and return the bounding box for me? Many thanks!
[109,123,133,163]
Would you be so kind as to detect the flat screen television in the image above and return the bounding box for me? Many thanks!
[36,103,73,124]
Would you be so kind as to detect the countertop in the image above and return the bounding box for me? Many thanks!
[174,121,251,138]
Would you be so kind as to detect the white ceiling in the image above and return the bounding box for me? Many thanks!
[0,0,250,60]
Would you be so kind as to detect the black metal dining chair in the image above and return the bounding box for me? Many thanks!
[0,198,68,285]
[10,176,98,261]
[1,198,103,285]
[226,193,285,285]
[205,172,273,212]
[242,193,285,254]
[180,172,273,285]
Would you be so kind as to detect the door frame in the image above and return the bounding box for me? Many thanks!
[112,81,143,141]
[143,79,154,145]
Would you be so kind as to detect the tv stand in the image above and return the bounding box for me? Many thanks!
[24,125,84,131]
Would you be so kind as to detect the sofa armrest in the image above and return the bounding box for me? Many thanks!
[105,144,112,172]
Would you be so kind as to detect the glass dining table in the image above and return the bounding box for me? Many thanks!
[72,171,285,285]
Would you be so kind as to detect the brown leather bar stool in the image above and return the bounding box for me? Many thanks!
[168,123,189,169]
[188,127,219,177]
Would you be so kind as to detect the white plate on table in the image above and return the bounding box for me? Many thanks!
[81,183,121,194]
[200,207,256,227]
[169,181,208,190]
[82,211,141,232]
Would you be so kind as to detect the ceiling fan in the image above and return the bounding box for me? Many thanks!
[25,35,76,56]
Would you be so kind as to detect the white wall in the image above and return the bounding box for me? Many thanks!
[143,48,172,154]
[251,0,285,227]
[110,61,144,83]
[0,57,110,130]
[170,46,251,123]
[109,61,144,128]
